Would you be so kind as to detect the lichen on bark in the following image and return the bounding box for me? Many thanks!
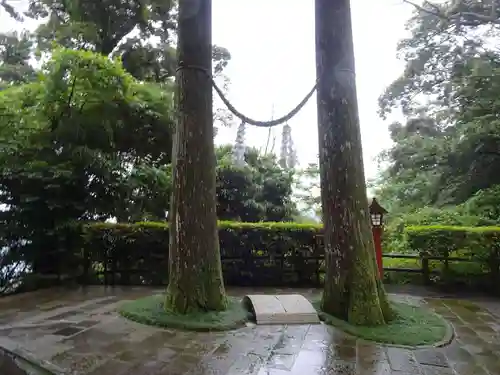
[164,0,227,314]
[315,0,392,325]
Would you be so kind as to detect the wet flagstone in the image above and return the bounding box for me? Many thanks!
[414,350,449,368]
[53,326,83,337]
[1,286,500,374]
[386,348,421,373]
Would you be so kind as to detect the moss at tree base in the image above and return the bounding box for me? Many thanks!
[119,294,249,331]
[164,283,228,315]
[313,299,453,347]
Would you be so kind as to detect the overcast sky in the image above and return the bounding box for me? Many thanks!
[1,0,415,181]
[213,0,414,181]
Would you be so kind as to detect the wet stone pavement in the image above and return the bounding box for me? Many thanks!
[0,287,500,374]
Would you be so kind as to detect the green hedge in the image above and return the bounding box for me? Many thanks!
[405,225,500,291]
[405,225,500,258]
[79,221,325,287]
[381,207,494,254]
[57,222,500,292]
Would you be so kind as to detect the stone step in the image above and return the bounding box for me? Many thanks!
[242,294,320,325]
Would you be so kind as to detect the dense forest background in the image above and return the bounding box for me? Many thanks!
[370,0,500,251]
[0,0,312,293]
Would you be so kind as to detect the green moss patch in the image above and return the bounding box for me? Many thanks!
[119,294,249,331]
[312,299,453,347]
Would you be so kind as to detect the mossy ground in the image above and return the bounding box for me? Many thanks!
[312,298,452,347]
[119,294,249,331]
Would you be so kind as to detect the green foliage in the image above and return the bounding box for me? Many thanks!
[26,0,175,55]
[294,162,321,221]
[463,185,500,223]
[0,0,238,294]
[0,48,176,284]
[405,225,500,290]
[215,145,296,222]
[119,295,248,331]
[374,0,500,220]
[0,53,298,291]
[216,163,264,222]
[371,118,451,211]
[0,82,43,150]
[379,0,500,118]
[80,221,323,286]
[0,31,37,86]
[406,225,500,257]
[4,0,229,84]
[383,206,493,253]
[77,221,500,292]
[382,257,422,285]
[371,110,500,211]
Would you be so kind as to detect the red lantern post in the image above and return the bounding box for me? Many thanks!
[369,198,388,279]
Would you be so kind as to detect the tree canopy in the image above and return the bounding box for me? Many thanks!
[1,0,230,83]
[0,46,298,293]
[0,2,301,293]
[374,0,500,225]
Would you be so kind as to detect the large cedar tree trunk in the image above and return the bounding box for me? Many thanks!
[315,0,392,325]
[164,0,227,313]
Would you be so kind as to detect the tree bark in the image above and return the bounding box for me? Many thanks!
[164,0,227,314]
[315,0,392,325]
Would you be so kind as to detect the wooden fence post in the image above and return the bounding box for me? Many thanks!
[421,252,430,285]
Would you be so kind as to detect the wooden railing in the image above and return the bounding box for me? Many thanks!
[382,252,495,286]
[11,250,497,290]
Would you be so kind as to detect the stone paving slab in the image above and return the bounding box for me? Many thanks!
[1,287,500,374]
[243,294,320,325]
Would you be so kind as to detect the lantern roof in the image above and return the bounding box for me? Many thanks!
[369,197,388,214]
